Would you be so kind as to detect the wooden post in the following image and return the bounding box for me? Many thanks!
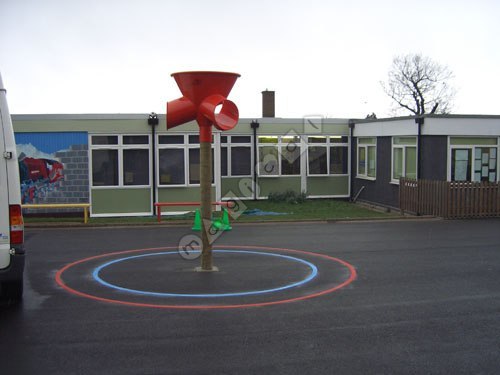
[200,141,213,270]
[399,178,405,216]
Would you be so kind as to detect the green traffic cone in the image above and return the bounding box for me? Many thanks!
[210,208,231,231]
[192,209,201,231]
[212,219,223,231]
[221,207,232,231]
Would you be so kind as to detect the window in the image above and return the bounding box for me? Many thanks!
[123,149,149,185]
[189,134,213,143]
[158,135,185,185]
[231,147,251,175]
[259,145,279,176]
[450,137,498,182]
[189,145,214,185]
[281,144,301,175]
[451,149,472,181]
[92,135,118,145]
[221,136,252,177]
[330,146,348,174]
[357,137,376,179]
[358,147,366,175]
[92,149,118,186]
[474,147,497,182]
[123,135,148,145]
[221,146,228,176]
[158,148,184,185]
[392,137,417,182]
[158,134,214,186]
[393,148,403,180]
[281,135,301,175]
[258,135,301,176]
[231,136,251,143]
[308,145,327,174]
[307,136,348,175]
[189,148,201,184]
[258,136,279,176]
[159,135,184,144]
[451,147,497,182]
[90,134,150,187]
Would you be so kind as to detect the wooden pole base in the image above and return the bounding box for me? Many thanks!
[200,141,213,270]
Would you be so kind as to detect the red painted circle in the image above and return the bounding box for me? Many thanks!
[55,245,357,310]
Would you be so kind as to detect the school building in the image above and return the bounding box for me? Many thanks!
[12,92,500,216]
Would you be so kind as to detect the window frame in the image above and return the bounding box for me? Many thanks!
[157,134,187,186]
[448,137,499,182]
[356,137,377,180]
[257,135,303,177]
[391,137,417,184]
[157,133,217,187]
[450,147,473,182]
[221,135,253,178]
[187,139,215,186]
[307,143,328,175]
[158,147,186,186]
[90,134,151,188]
[306,136,349,176]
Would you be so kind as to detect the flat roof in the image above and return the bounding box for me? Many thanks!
[11,114,350,125]
[352,114,500,124]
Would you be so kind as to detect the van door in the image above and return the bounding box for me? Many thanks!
[0,126,11,268]
[0,79,13,269]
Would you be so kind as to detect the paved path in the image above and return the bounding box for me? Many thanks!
[1,219,499,374]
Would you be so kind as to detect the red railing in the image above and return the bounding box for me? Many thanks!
[154,201,234,223]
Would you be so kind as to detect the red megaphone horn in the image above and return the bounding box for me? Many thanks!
[166,71,240,142]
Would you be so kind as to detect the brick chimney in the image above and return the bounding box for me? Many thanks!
[262,90,275,118]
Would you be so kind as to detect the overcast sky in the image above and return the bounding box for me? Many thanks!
[1,0,499,119]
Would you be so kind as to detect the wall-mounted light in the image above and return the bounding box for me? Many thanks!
[148,112,159,127]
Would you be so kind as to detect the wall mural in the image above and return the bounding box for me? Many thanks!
[15,132,89,204]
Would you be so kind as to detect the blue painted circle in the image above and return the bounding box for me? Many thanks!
[92,250,318,298]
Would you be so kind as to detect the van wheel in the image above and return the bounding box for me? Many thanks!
[2,280,23,301]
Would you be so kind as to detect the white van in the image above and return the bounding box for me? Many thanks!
[0,72,24,300]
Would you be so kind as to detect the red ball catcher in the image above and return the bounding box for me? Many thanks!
[167,71,240,271]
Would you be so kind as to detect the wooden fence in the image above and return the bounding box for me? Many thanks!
[399,178,500,219]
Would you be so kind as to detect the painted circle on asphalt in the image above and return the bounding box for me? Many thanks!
[55,245,357,310]
[93,250,318,298]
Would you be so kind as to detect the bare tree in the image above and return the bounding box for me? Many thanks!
[382,53,456,116]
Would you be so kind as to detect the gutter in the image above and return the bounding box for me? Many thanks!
[348,119,355,201]
[250,120,260,200]
[148,113,159,209]
[415,116,424,179]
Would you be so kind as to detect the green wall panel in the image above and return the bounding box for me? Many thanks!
[14,120,148,133]
[92,188,151,214]
[450,137,497,145]
[221,177,253,198]
[258,177,301,197]
[13,118,349,136]
[157,187,216,212]
[393,136,417,145]
[307,176,349,196]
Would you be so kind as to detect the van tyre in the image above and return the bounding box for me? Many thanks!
[2,280,23,301]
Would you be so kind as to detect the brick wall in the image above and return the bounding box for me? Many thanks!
[54,144,89,204]
[23,144,89,214]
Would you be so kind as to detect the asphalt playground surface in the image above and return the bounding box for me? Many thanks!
[1,219,500,374]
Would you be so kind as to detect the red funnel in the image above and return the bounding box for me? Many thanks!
[172,71,240,107]
[166,71,240,142]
